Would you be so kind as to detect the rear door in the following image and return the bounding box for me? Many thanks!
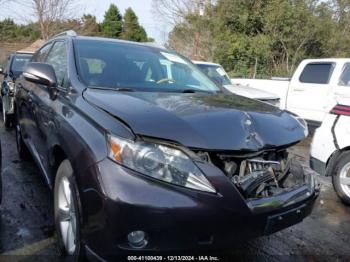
[17,43,53,144]
[287,61,335,123]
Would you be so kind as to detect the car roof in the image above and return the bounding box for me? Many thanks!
[302,58,350,63]
[53,34,169,52]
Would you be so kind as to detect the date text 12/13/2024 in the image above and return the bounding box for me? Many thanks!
[127,256,220,261]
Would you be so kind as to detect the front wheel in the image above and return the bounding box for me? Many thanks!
[332,152,350,205]
[54,160,84,260]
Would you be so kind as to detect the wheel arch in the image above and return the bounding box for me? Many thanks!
[326,146,350,176]
[49,144,68,185]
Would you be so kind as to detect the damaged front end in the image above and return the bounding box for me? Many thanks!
[198,147,318,214]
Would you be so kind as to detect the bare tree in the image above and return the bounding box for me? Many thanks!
[16,0,78,39]
[152,0,213,25]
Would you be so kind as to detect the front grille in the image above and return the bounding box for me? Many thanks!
[241,159,281,177]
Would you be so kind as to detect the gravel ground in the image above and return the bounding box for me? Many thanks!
[0,124,349,261]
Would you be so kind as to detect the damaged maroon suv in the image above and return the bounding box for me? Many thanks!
[15,31,318,260]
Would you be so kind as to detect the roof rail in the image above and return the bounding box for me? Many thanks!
[51,30,77,39]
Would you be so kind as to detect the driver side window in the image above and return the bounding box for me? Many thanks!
[46,41,68,87]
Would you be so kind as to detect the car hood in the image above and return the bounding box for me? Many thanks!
[83,89,306,151]
[224,84,279,100]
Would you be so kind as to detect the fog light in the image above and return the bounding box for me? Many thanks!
[127,231,148,248]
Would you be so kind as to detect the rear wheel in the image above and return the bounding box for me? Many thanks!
[332,152,350,205]
[0,142,2,204]
[2,101,12,128]
[16,121,31,161]
[54,160,84,260]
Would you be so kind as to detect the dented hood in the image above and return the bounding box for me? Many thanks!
[83,89,306,151]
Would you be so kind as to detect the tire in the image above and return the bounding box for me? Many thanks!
[16,121,31,161]
[2,101,12,128]
[54,160,84,261]
[332,151,350,206]
[0,143,2,205]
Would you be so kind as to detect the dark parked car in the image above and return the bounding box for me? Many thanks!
[16,31,318,260]
[0,52,33,127]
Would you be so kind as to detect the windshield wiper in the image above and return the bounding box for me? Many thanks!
[114,87,135,92]
[180,89,212,93]
[89,86,135,92]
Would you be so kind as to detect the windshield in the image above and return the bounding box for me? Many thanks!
[11,54,32,73]
[196,64,232,86]
[74,39,220,92]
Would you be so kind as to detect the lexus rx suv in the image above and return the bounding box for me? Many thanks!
[16,31,318,260]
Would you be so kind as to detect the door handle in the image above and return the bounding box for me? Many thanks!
[293,88,305,92]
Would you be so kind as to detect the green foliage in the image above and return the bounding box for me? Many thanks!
[121,8,148,42]
[101,4,123,38]
[0,3,149,42]
[0,19,40,42]
[168,0,350,78]
[80,14,101,36]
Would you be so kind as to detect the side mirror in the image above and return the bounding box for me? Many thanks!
[0,68,3,75]
[23,62,58,100]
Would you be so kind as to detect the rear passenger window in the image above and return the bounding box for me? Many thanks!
[46,41,67,87]
[339,63,350,87]
[299,63,334,84]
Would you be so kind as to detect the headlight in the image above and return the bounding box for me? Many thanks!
[107,135,216,193]
[294,116,309,137]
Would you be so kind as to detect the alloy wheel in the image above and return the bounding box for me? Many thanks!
[2,102,6,125]
[57,176,77,255]
[16,124,21,151]
[340,162,350,198]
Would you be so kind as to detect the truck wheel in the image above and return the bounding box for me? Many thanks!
[54,160,84,261]
[16,122,31,161]
[332,152,350,205]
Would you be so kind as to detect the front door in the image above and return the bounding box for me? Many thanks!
[30,40,68,180]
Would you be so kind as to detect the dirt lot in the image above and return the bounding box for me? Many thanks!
[0,122,349,261]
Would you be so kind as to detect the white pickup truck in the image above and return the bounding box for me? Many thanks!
[232,59,350,128]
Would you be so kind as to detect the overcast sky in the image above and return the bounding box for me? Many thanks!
[1,0,171,43]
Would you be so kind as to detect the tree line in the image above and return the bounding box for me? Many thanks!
[0,3,151,43]
[155,0,350,78]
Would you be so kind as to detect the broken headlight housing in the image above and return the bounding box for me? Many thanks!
[107,135,216,193]
[292,115,308,137]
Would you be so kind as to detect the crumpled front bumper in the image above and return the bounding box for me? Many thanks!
[247,169,319,235]
[248,171,319,214]
[81,158,319,260]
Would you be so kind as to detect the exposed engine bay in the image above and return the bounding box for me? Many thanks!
[197,149,306,199]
